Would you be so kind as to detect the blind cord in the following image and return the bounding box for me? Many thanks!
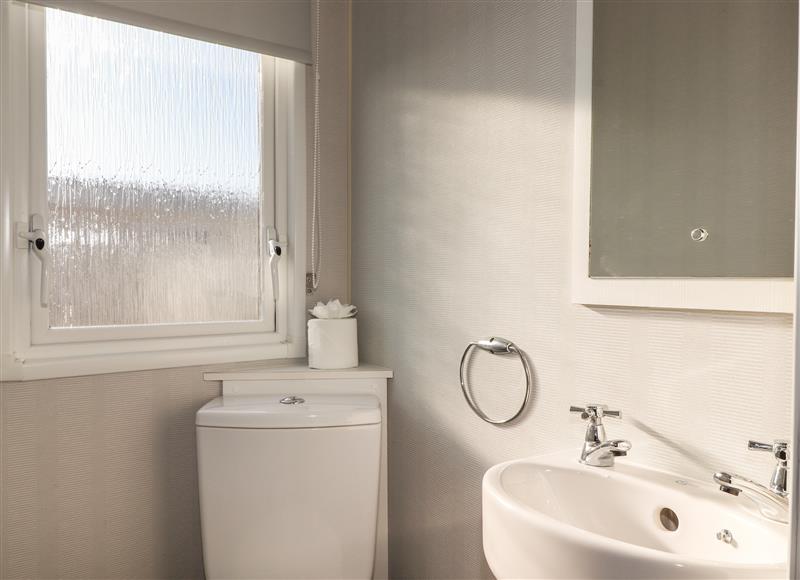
[310,0,322,291]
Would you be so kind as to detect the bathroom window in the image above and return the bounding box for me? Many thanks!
[1,3,307,379]
[46,9,267,328]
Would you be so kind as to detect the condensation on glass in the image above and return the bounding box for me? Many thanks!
[45,9,263,327]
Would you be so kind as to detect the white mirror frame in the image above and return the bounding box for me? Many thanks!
[790,3,800,573]
[571,0,794,313]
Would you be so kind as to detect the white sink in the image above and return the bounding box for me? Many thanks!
[482,452,788,579]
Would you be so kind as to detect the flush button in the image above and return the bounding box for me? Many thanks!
[280,396,305,405]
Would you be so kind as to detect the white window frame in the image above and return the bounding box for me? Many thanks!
[0,1,308,381]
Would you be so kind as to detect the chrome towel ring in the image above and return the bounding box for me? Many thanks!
[459,337,532,424]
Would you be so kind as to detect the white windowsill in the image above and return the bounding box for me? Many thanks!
[2,340,308,382]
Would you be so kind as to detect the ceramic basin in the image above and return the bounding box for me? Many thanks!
[483,452,787,579]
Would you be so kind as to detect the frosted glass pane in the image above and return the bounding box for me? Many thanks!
[45,9,263,328]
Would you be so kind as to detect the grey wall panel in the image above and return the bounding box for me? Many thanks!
[350,1,794,578]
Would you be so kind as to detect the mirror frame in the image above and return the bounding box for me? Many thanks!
[571,0,795,313]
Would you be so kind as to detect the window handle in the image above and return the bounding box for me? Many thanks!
[266,226,283,303]
[16,214,48,308]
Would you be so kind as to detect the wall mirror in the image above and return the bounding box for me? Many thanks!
[572,0,798,312]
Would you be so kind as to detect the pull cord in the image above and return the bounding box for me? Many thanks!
[310,0,322,291]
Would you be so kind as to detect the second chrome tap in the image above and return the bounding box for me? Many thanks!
[714,439,789,524]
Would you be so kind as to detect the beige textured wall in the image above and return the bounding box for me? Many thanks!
[350,1,794,578]
[0,4,350,578]
[1,366,219,579]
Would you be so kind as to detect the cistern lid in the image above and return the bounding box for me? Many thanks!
[196,394,381,429]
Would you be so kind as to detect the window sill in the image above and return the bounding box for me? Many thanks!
[2,338,306,381]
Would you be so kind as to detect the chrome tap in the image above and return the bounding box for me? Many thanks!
[570,404,631,467]
[714,439,789,524]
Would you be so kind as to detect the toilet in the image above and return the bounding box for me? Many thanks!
[196,393,382,579]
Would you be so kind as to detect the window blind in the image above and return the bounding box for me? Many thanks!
[19,0,311,63]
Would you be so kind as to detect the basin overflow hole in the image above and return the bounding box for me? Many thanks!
[659,507,679,532]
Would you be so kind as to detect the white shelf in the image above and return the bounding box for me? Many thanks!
[204,358,393,381]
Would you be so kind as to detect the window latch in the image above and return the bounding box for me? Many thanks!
[266,226,284,303]
[15,214,49,308]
